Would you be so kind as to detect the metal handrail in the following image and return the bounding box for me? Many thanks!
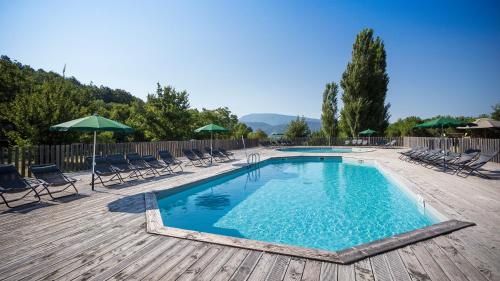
[247,152,260,165]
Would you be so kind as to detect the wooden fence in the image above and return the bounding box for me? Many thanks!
[403,137,500,163]
[284,137,404,147]
[0,138,259,176]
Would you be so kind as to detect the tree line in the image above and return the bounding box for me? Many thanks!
[0,55,264,146]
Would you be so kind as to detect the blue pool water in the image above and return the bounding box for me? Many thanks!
[278,147,353,153]
[157,157,440,251]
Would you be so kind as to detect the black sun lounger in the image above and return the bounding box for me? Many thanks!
[108,154,143,180]
[0,164,41,208]
[456,151,498,178]
[142,155,173,175]
[204,147,228,162]
[182,149,205,167]
[126,153,157,177]
[29,164,78,198]
[86,156,123,186]
[218,147,234,159]
[191,148,211,163]
[158,150,183,172]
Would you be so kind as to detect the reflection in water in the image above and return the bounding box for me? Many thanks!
[194,193,231,210]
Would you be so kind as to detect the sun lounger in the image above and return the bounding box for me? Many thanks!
[182,149,205,167]
[126,153,157,177]
[0,164,41,208]
[87,156,123,186]
[142,155,173,175]
[448,152,479,172]
[456,151,497,178]
[158,150,183,172]
[344,140,351,145]
[204,147,228,161]
[381,139,397,148]
[218,147,234,159]
[29,164,78,198]
[362,140,368,145]
[107,154,143,180]
[192,148,211,163]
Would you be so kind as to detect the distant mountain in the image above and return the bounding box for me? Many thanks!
[239,113,321,134]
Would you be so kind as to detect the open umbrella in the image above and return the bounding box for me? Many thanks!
[413,117,468,170]
[50,114,134,190]
[194,124,229,163]
[359,129,376,145]
[359,129,376,136]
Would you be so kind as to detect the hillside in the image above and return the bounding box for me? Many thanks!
[239,113,321,134]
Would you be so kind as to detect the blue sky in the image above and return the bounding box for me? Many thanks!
[1,0,499,121]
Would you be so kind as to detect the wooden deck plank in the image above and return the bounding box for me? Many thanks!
[385,250,412,281]
[177,246,223,281]
[397,247,432,281]
[370,255,393,281]
[140,241,201,281]
[337,265,355,281]
[247,253,278,281]
[300,260,321,281]
[282,258,305,281]
[354,259,374,281]
[319,262,337,281]
[194,248,239,281]
[230,250,263,281]
[159,243,212,281]
[422,240,469,281]
[432,236,489,281]
[410,243,451,281]
[266,255,291,281]
[210,249,250,281]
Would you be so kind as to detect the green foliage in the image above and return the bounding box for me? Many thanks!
[385,116,422,137]
[248,129,267,139]
[232,123,252,139]
[492,103,500,120]
[0,56,244,145]
[321,82,339,144]
[284,117,311,138]
[339,28,390,137]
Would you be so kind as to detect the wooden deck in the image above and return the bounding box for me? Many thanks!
[0,148,499,281]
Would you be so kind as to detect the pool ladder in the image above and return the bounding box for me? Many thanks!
[247,152,260,165]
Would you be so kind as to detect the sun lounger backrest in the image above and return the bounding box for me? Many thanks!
[30,164,67,185]
[159,150,174,159]
[0,164,28,190]
[126,153,142,161]
[471,151,497,166]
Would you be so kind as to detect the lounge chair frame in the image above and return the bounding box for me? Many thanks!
[29,164,78,199]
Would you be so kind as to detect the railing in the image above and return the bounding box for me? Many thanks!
[247,152,261,165]
[0,138,259,176]
[403,137,500,163]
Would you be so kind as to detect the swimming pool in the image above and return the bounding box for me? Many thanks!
[278,147,353,153]
[156,157,442,252]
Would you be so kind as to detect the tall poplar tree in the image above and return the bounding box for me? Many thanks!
[339,28,390,137]
[321,82,339,144]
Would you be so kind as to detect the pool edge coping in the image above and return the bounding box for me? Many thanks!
[143,155,475,264]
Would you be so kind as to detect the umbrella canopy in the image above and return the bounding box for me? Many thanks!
[414,117,467,129]
[194,123,229,133]
[359,129,376,136]
[457,118,500,129]
[50,114,134,190]
[49,114,134,132]
[194,124,229,164]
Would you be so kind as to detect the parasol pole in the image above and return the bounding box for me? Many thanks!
[92,130,96,191]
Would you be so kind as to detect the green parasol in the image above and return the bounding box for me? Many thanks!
[50,114,134,190]
[194,124,229,163]
[359,129,376,136]
[413,117,467,170]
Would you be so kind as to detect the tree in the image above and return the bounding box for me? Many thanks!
[339,28,390,137]
[141,83,192,141]
[321,82,339,144]
[285,117,311,139]
[492,103,500,120]
[385,116,422,137]
[248,129,267,139]
[232,123,252,139]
